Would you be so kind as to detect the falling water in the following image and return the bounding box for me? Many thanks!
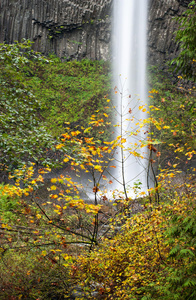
[112,0,149,196]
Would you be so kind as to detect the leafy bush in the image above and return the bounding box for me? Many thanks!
[0,250,72,300]
[0,184,20,222]
[0,36,195,300]
[0,41,55,176]
[171,0,196,81]
[75,189,196,300]
[163,207,196,300]
[147,66,196,170]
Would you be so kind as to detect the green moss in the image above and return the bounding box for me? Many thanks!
[24,57,111,137]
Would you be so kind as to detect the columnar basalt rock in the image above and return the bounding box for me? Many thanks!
[148,0,191,65]
[0,0,112,60]
[0,0,192,63]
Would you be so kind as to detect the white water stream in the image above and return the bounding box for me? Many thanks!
[47,1,150,202]
[112,0,149,196]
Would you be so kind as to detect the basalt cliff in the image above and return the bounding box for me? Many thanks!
[0,0,192,65]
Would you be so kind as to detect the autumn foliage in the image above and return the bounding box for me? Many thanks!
[0,93,195,299]
[0,42,196,299]
[75,183,196,299]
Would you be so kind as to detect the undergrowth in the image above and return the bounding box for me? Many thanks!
[23,56,111,137]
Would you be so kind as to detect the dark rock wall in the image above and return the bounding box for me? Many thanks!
[0,0,112,60]
[0,0,192,64]
[148,0,191,65]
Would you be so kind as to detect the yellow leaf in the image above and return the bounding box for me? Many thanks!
[51,194,58,199]
[63,158,69,163]
[50,185,57,191]
[51,178,57,183]
[62,253,70,260]
[94,165,103,172]
[56,144,64,149]
[71,130,81,136]
[149,89,159,94]
[41,250,47,257]
[84,127,92,133]
[121,138,126,144]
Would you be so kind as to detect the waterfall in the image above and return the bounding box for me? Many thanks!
[112,0,149,197]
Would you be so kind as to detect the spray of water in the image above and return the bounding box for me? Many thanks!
[112,0,149,197]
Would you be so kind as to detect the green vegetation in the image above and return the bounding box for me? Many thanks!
[76,191,196,299]
[0,184,20,222]
[0,164,195,299]
[171,0,196,81]
[24,54,111,137]
[0,41,111,179]
[0,250,72,299]
[0,41,55,175]
[0,6,196,296]
[147,65,195,172]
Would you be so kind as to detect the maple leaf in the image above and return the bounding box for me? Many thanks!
[93,186,99,193]
[121,138,126,144]
[61,133,71,139]
[71,130,81,136]
[94,165,103,172]
[56,143,64,149]
[50,185,57,190]
[63,157,69,163]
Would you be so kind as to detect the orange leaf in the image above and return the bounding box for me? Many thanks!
[93,186,99,193]
[61,133,71,139]
[121,138,126,144]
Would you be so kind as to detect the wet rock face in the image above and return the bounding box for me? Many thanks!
[0,0,112,60]
[0,0,192,63]
[148,0,191,65]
